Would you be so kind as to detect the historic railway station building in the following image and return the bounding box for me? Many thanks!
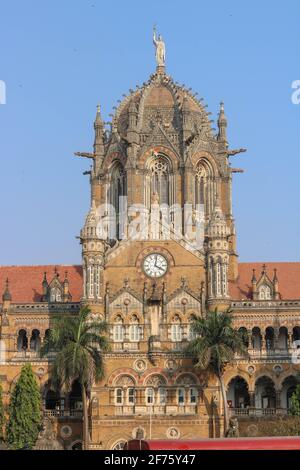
[1,36,300,449]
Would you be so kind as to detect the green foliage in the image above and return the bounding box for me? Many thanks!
[289,385,300,416]
[41,306,110,449]
[186,308,249,375]
[6,364,42,449]
[256,416,300,437]
[0,383,5,442]
[41,306,110,392]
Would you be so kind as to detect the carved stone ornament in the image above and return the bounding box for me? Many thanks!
[167,427,180,439]
[134,359,147,372]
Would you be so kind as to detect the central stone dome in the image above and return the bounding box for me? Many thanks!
[112,68,213,139]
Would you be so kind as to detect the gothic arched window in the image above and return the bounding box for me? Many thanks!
[30,329,41,352]
[187,315,197,341]
[88,264,94,298]
[150,157,170,205]
[129,324,140,342]
[113,316,125,342]
[129,315,142,342]
[145,154,174,210]
[209,256,228,299]
[109,163,126,213]
[17,329,28,352]
[259,285,271,300]
[109,162,126,240]
[171,315,183,342]
[216,257,222,297]
[50,287,62,302]
[85,259,101,300]
[222,259,228,297]
[195,159,216,217]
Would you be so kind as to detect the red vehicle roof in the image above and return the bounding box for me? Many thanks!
[125,437,300,450]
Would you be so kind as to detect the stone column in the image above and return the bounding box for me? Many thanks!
[261,333,266,350]
[274,328,279,350]
[276,390,282,410]
[248,329,253,352]
[249,391,255,408]
[287,330,292,349]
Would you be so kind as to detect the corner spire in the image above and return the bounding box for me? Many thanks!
[273,268,280,300]
[95,104,102,124]
[2,278,12,302]
[217,101,227,144]
[94,104,105,168]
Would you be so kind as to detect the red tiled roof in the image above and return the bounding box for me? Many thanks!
[0,265,83,303]
[1,262,300,304]
[229,262,300,300]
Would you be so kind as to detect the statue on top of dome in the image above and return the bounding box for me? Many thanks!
[153,26,166,67]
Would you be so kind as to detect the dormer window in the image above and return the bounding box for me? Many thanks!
[50,287,62,302]
[258,285,271,300]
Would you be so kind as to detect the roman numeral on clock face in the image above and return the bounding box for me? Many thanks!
[143,253,168,278]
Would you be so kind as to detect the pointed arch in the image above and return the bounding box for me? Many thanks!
[108,161,127,240]
[194,158,216,217]
[144,152,174,208]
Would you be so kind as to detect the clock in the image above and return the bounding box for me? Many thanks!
[143,253,168,278]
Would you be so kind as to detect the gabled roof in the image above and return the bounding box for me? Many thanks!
[0,265,83,303]
[229,262,300,300]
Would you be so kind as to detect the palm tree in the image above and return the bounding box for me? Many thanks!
[41,306,110,450]
[186,308,248,435]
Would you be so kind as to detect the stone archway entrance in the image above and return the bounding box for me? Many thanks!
[255,376,276,409]
[227,376,250,409]
[281,376,298,410]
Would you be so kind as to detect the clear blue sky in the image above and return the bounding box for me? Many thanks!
[0,0,299,265]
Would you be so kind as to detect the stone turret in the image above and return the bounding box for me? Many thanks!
[1,278,11,327]
[80,200,105,303]
[206,199,231,309]
[273,268,280,300]
[63,271,71,302]
[251,269,257,299]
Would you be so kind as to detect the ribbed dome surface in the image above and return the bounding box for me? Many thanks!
[112,68,212,138]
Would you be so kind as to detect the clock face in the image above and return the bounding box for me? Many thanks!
[143,253,168,278]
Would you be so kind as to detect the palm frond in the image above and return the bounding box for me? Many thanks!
[186,308,248,375]
[42,306,109,392]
